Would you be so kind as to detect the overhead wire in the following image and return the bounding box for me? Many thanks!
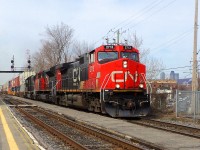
[152,28,193,51]
[92,0,164,46]
[159,66,192,71]
[105,0,178,46]
[147,65,192,79]
[112,0,163,30]
[162,66,193,79]
[93,0,180,49]
[126,0,178,31]
[121,0,165,29]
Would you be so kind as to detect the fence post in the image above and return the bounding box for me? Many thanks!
[194,91,196,121]
[198,91,200,116]
[176,90,178,118]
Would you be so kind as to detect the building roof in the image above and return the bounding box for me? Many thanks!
[148,79,177,84]
[177,78,192,85]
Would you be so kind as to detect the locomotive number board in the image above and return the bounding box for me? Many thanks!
[124,46,132,50]
[104,45,115,49]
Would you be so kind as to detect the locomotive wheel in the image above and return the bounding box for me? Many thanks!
[33,94,37,100]
[88,100,95,111]
[94,98,101,112]
[55,98,60,105]
[30,94,33,99]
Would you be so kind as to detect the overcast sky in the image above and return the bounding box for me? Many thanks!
[0,0,198,85]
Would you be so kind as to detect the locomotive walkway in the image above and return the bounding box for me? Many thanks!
[0,97,42,150]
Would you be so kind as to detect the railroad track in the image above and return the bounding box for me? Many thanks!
[3,96,32,106]
[5,97,163,150]
[16,106,162,150]
[129,118,200,139]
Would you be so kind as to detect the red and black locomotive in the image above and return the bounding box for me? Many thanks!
[24,44,150,117]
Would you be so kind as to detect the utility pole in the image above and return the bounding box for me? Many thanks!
[191,0,198,114]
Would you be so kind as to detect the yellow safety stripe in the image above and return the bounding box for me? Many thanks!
[0,108,19,150]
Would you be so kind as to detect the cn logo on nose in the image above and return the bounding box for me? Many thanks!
[111,71,138,83]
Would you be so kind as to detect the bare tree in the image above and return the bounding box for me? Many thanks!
[44,22,74,64]
[145,57,164,79]
[32,23,74,71]
[32,51,46,72]
[128,32,164,79]
[128,33,149,62]
[72,40,94,59]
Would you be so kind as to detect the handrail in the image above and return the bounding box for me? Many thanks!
[140,73,152,95]
[51,81,57,95]
[51,79,65,95]
[51,77,73,90]
[102,74,112,102]
[100,73,111,103]
[101,74,112,90]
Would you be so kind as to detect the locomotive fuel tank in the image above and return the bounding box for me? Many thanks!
[63,94,88,109]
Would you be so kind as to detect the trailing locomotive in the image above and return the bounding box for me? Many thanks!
[5,44,150,117]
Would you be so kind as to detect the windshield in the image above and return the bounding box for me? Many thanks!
[98,51,118,63]
[121,52,139,62]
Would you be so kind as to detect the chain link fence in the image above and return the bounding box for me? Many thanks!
[150,90,200,120]
[176,90,200,120]
[150,92,176,113]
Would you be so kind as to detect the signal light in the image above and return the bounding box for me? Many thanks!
[27,59,31,69]
[11,56,14,70]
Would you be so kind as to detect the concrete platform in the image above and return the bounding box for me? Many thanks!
[0,98,42,150]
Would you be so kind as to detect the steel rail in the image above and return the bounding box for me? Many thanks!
[4,98,28,105]
[17,107,88,150]
[33,107,161,150]
[130,119,200,139]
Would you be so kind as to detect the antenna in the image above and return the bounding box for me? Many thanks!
[113,38,116,44]
[105,38,109,44]
[124,39,128,45]
[114,28,127,44]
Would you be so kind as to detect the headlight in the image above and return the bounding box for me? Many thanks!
[139,84,144,88]
[116,84,120,89]
[123,61,128,68]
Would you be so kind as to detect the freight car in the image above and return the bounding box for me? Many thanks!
[23,44,150,117]
[2,71,35,96]
[1,81,8,94]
